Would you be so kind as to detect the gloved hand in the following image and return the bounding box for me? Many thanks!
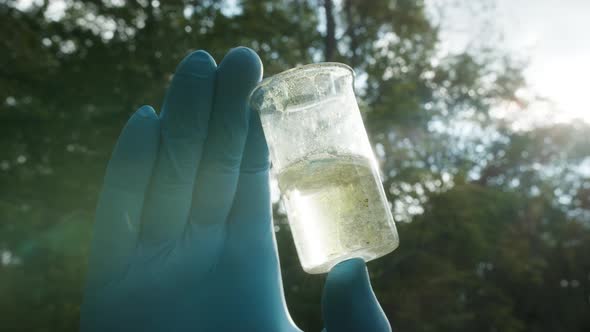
[80,47,391,332]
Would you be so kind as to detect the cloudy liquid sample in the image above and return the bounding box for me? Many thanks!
[277,153,399,274]
[251,63,400,273]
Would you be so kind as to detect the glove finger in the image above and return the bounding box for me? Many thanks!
[224,110,274,263]
[189,47,262,228]
[86,106,159,288]
[140,50,217,245]
[214,110,299,329]
[223,109,279,282]
[322,258,392,332]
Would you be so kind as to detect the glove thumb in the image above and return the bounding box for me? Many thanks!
[321,258,391,332]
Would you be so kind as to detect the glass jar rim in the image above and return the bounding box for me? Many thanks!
[253,62,353,92]
[250,62,354,112]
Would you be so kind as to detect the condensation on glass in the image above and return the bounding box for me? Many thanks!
[250,63,399,274]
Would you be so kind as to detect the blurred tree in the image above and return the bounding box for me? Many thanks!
[0,0,588,331]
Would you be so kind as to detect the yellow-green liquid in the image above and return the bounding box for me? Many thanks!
[277,153,399,274]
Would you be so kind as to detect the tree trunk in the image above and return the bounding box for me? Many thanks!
[323,0,337,61]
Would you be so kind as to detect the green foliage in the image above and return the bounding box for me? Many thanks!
[1,1,589,331]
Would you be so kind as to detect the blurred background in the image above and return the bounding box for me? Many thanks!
[1,0,589,331]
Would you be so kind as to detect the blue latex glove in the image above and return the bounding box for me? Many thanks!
[80,47,391,332]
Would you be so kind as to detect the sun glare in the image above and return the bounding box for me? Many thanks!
[429,0,590,125]
[524,47,590,123]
